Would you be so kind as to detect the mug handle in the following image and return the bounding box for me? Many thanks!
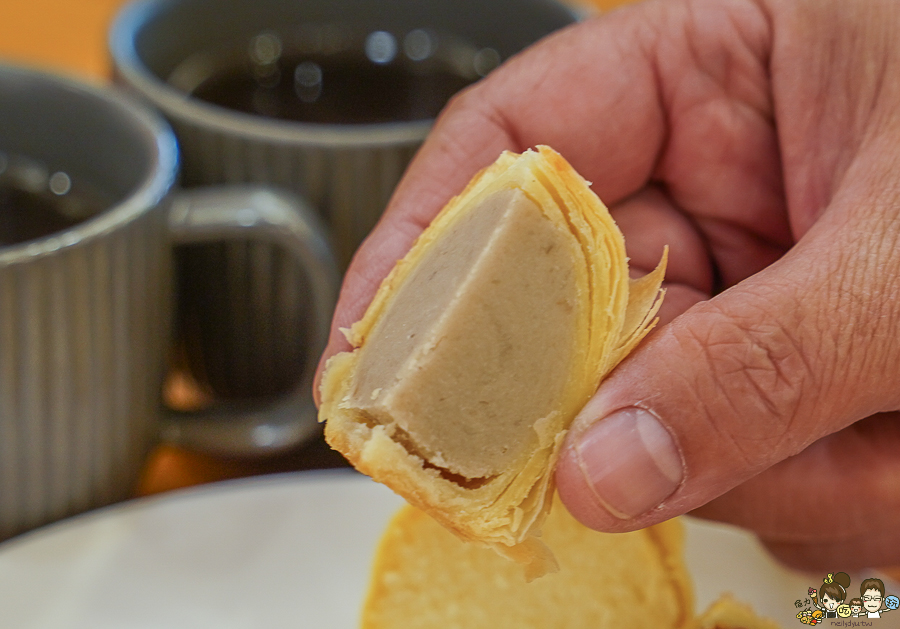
[161,185,338,456]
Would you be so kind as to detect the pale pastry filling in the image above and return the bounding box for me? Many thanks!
[347,188,581,480]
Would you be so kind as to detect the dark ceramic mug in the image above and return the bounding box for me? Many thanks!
[0,64,337,539]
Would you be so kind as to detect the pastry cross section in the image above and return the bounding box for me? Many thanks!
[346,187,581,480]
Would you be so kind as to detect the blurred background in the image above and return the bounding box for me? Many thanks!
[0,0,635,499]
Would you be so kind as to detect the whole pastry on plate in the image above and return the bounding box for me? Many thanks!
[361,499,693,629]
[319,145,666,579]
[361,503,783,629]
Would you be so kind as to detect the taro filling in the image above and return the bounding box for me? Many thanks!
[348,188,580,480]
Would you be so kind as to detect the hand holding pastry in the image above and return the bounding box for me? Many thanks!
[319,147,664,577]
[315,0,900,570]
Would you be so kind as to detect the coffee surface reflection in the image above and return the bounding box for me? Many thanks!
[0,152,113,246]
[168,28,501,124]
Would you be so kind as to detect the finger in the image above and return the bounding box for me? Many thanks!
[653,283,707,327]
[556,0,900,522]
[556,199,900,533]
[764,528,900,573]
[691,413,900,543]
[608,186,711,326]
[610,186,713,293]
[644,0,792,287]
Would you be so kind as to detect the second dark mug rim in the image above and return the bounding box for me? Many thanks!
[110,0,439,148]
[0,63,180,265]
[109,0,578,148]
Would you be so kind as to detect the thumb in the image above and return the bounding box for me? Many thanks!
[555,212,900,531]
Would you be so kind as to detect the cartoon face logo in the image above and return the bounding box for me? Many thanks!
[794,572,900,625]
[801,572,852,623]
[801,574,896,623]
[864,589,884,613]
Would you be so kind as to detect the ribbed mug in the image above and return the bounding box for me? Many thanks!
[0,65,337,540]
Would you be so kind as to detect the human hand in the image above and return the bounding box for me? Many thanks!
[314,0,900,570]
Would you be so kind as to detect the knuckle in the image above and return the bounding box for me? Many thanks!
[828,221,900,409]
[671,295,815,464]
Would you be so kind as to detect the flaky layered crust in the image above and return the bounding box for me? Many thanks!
[362,503,693,629]
[319,146,666,579]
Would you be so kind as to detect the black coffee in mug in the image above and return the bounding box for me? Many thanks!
[0,152,113,246]
[168,27,502,124]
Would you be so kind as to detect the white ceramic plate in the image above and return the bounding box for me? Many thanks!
[0,469,895,628]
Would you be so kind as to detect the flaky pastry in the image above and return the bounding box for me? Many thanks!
[362,501,693,629]
[319,146,666,579]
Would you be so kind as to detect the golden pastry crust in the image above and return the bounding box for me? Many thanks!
[692,594,783,629]
[319,146,666,579]
[362,501,694,629]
